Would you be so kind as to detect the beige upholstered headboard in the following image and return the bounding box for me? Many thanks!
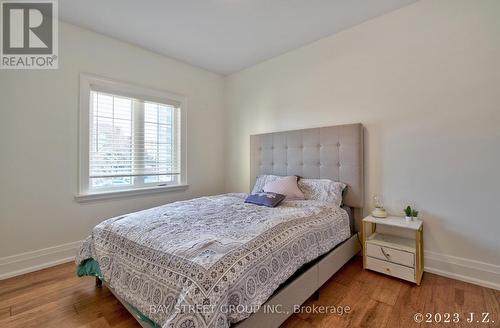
[250,123,364,210]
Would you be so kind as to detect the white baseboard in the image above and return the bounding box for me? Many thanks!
[0,240,83,280]
[425,250,500,291]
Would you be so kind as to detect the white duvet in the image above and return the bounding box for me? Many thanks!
[76,193,351,328]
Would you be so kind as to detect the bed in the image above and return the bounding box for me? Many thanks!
[76,123,364,328]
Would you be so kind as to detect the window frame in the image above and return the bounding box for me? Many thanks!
[76,74,188,202]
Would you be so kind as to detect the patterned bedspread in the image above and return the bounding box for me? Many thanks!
[76,193,351,328]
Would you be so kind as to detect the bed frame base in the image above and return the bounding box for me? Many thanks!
[96,277,102,287]
[103,233,360,328]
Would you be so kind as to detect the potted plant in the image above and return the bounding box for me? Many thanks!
[404,206,413,222]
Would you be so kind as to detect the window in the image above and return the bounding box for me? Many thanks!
[77,75,187,201]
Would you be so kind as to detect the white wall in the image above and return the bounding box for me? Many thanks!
[0,22,226,275]
[225,0,500,288]
[1,0,499,288]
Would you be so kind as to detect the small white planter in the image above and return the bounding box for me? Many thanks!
[405,216,413,222]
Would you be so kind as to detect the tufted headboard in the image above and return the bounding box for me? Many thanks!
[250,124,364,209]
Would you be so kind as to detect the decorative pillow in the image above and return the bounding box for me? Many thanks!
[298,178,347,206]
[263,175,305,200]
[245,192,286,207]
[251,174,281,194]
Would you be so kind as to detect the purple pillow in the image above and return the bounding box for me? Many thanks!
[245,192,286,207]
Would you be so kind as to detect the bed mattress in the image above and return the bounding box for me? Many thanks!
[76,193,351,328]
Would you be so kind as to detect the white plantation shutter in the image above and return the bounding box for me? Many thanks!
[89,90,181,191]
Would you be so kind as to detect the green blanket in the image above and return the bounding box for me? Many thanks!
[76,258,103,279]
[76,258,161,328]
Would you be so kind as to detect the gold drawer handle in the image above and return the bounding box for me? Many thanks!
[381,247,391,259]
[385,267,391,272]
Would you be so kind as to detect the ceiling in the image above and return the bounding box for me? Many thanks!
[60,0,418,75]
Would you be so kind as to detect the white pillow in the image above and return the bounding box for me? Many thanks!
[298,178,346,206]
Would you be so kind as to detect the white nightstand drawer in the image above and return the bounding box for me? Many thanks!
[366,243,414,267]
[362,216,424,285]
[366,257,415,282]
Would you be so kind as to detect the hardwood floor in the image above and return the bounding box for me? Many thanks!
[0,257,498,328]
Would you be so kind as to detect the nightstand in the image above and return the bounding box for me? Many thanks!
[362,216,424,285]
